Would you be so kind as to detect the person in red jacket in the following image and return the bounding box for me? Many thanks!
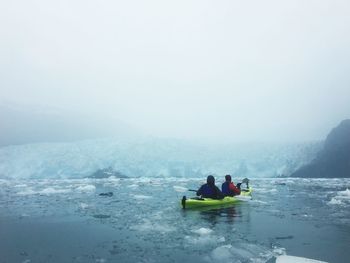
[221,174,241,196]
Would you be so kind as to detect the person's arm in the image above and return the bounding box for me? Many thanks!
[229,183,241,195]
[196,185,203,196]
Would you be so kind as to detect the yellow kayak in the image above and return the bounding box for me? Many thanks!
[181,187,253,209]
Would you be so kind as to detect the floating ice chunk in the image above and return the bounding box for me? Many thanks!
[149,180,163,186]
[131,194,152,199]
[107,176,120,181]
[254,187,277,193]
[235,195,252,201]
[20,213,30,218]
[272,246,286,256]
[14,184,27,188]
[132,219,175,233]
[328,198,342,205]
[127,184,139,189]
[39,187,71,195]
[192,227,213,235]
[251,200,268,204]
[327,188,350,206]
[228,245,256,260]
[173,185,188,193]
[207,242,277,263]
[75,185,96,192]
[210,245,233,261]
[338,188,350,197]
[185,235,225,245]
[150,223,175,233]
[276,255,328,263]
[151,211,164,220]
[186,227,225,245]
[17,189,37,195]
[80,202,89,209]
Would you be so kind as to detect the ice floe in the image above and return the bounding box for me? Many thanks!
[192,227,213,235]
[127,184,139,189]
[75,184,96,192]
[328,198,342,205]
[185,234,225,246]
[79,202,89,209]
[276,255,328,263]
[185,227,225,245]
[205,243,278,263]
[17,188,37,195]
[132,219,175,233]
[173,185,189,193]
[131,194,153,199]
[40,187,71,195]
[327,188,350,206]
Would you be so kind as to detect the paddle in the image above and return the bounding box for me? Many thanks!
[188,189,197,192]
[241,177,249,187]
[238,178,250,192]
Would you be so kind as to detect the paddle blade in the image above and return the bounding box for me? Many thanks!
[242,178,249,184]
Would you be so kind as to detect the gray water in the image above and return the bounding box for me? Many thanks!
[1,177,349,263]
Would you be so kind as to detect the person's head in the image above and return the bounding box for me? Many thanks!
[207,175,215,185]
[225,174,232,182]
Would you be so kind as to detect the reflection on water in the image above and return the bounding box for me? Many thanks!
[199,206,239,225]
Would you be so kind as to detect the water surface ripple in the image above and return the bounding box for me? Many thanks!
[0,177,349,263]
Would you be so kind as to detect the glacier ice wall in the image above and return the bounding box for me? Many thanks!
[0,138,322,179]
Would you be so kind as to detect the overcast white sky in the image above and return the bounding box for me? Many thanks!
[1,0,349,142]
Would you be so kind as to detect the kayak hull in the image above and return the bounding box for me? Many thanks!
[181,187,252,209]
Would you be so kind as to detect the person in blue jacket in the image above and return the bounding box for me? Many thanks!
[196,175,224,199]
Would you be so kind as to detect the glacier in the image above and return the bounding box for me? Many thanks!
[0,137,322,179]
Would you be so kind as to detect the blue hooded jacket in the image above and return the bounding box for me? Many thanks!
[196,175,224,199]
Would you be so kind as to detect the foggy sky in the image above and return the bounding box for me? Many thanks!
[1,0,350,143]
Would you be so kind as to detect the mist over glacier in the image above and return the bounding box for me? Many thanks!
[0,137,321,179]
